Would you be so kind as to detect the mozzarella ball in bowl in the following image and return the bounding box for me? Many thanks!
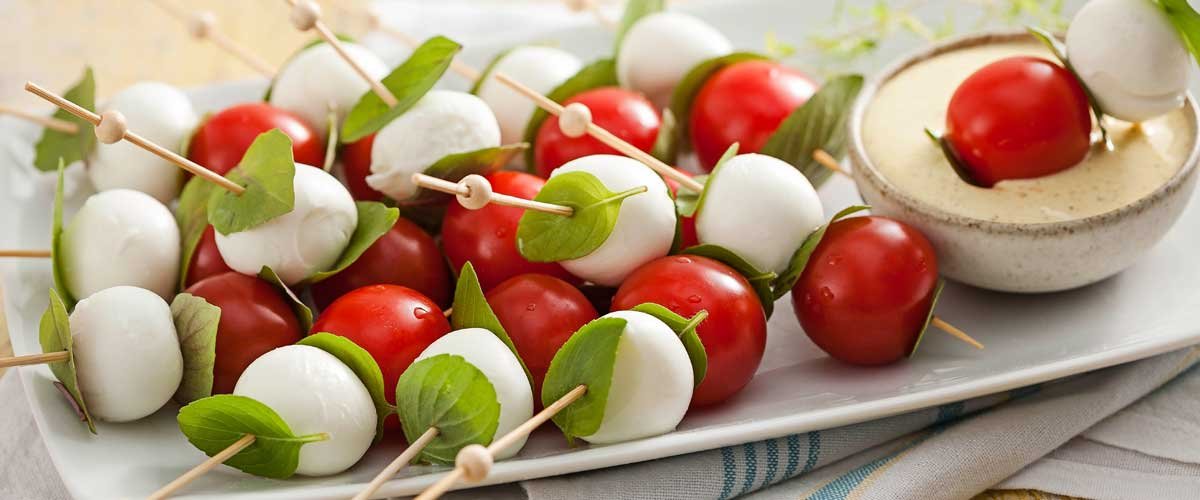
[477,46,584,144]
[61,189,180,300]
[269,42,389,137]
[616,12,733,106]
[89,82,198,203]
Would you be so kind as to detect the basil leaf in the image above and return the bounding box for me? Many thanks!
[682,244,776,318]
[522,59,618,168]
[1157,0,1200,66]
[257,266,313,333]
[404,144,527,206]
[759,74,863,188]
[613,0,666,52]
[298,333,394,441]
[39,289,95,433]
[176,177,215,289]
[34,67,95,172]
[263,34,356,101]
[170,293,220,404]
[451,262,533,385]
[771,205,870,299]
[628,303,707,387]
[397,203,447,235]
[468,48,514,95]
[516,171,644,262]
[691,142,739,218]
[542,317,626,442]
[394,354,502,465]
[305,201,399,284]
[341,36,462,143]
[925,128,983,187]
[207,129,296,235]
[322,107,338,172]
[50,161,74,308]
[673,173,708,218]
[1027,27,1109,143]
[909,280,946,357]
[651,107,680,165]
[668,53,770,150]
[177,394,329,479]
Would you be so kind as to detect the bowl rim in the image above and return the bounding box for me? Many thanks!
[846,29,1200,235]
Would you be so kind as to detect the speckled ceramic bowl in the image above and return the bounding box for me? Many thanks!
[848,30,1200,293]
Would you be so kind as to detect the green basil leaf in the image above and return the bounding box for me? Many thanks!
[516,171,644,262]
[34,67,95,172]
[771,205,870,299]
[668,53,770,151]
[1157,0,1200,65]
[451,262,533,385]
[397,203,447,235]
[522,59,618,168]
[305,201,399,284]
[468,48,514,95]
[176,176,215,289]
[925,128,983,187]
[404,144,527,206]
[341,36,462,143]
[682,244,776,318]
[170,293,220,404]
[541,317,626,442]
[628,303,707,387]
[651,107,680,165]
[673,173,708,218]
[257,266,313,333]
[298,333,394,441]
[613,0,667,52]
[1027,27,1109,143]
[909,280,945,357]
[207,129,296,235]
[691,143,739,218]
[263,34,356,101]
[39,289,95,433]
[177,394,329,479]
[50,161,74,308]
[394,354,501,464]
[759,74,863,188]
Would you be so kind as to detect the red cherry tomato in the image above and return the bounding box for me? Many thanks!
[612,255,766,407]
[689,60,817,170]
[185,272,303,394]
[312,285,451,421]
[945,56,1092,187]
[341,134,383,201]
[442,171,576,291]
[663,173,700,249]
[534,87,661,177]
[185,225,234,288]
[791,216,939,366]
[311,217,452,310]
[188,102,324,176]
[486,274,598,406]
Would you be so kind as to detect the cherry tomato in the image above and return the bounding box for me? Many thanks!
[791,216,939,366]
[187,102,324,176]
[442,171,576,291]
[612,255,766,407]
[534,87,661,177]
[689,60,817,170]
[185,225,234,288]
[311,217,452,310]
[185,272,303,394]
[663,173,700,249]
[945,56,1092,187]
[486,274,598,406]
[341,134,383,201]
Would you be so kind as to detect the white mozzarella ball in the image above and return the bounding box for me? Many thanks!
[234,345,376,476]
[551,155,675,287]
[365,90,501,200]
[616,12,733,106]
[477,46,583,144]
[581,310,692,444]
[70,286,182,422]
[1066,0,1190,122]
[695,154,824,274]
[215,164,357,285]
[269,42,389,137]
[89,82,197,203]
[61,189,180,300]
[416,328,533,460]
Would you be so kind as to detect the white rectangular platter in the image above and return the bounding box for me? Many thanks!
[4,0,1200,498]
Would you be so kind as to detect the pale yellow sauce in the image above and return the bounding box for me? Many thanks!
[863,41,1194,223]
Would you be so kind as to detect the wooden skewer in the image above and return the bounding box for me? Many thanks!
[442,307,453,317]
[147,434,257,500]
[24,82,245,195]
[0,351,70,369]
[352,427,440,500]
[287,0,399,107]
[0,105,79,134]
[0,249,51,258]
[150,1,276,77]
[415,384,588,500]
[411,173,577,217]
[564,0,617,29]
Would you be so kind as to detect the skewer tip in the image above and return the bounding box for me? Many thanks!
[455,444,493,483]
[188,11,217,39]
[559,102,592,139]
[289,0,321,31]
[94,110,128,144]
[456,175,494,210]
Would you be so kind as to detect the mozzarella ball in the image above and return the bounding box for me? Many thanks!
[1066,0,1190,122]
[695,154,824,274]
[215,164,357,285]
[70,286,182,422]
[416,328,533,460]
[616,12,733,106]
[477,46,584,144]
[581,310,692,444]
[61,189,180,300]
[551,155,675,286]
[234,345,376,476]
[89,82,197,203]
[365,90,501,200]
[269,42,389,137]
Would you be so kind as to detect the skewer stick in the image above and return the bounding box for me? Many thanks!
[147,434,257,500]
[564,0,617,29]
[352,427,440,500]
[0,105,79,134]
[411,173,577,217]
[0,249,51,258]
[415,384,588,500]
[24,82,245,195]
[150,1,276,77]
[287,0,399,107]
[0,351,70,369]
[443,307,453,317]
[363,13,480,81]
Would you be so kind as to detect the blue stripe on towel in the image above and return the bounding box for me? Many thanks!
[935,401,965,424]
[806,455,889,500]
[739,443,757,495]
[803,431,821,474]
[719,446,736,500]
[784,434,801,477]
[762,438,779,487]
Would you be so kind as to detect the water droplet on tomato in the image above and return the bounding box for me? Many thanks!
[495,227,508,238]
[674,256,692,264]
[526,303,537,311]
[827,255,843,267]
[413,307,429,319]
[687,294,702,304]
[820,286,835,302]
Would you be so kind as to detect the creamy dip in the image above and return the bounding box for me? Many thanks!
[863,41,1194,224]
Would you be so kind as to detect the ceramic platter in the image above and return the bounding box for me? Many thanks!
[3,0,1199,498]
